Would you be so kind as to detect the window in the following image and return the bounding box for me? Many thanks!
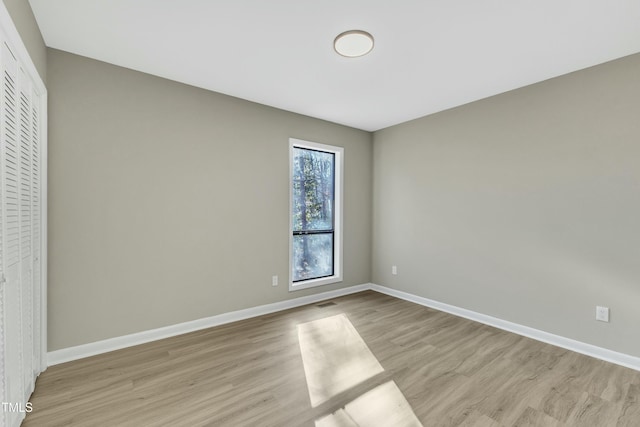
[290,138,343,290]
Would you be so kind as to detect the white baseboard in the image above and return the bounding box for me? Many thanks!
[47,283,371,365]
[371,284,640,372]
[48,282,640,372]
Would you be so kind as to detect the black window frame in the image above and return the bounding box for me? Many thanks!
[291,147,336,282]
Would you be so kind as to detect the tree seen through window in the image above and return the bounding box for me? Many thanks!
[292,147,335,282]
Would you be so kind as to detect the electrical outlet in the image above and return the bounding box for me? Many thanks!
[272,275,278,287]
[596,306,609,322]
[392,265,397,275]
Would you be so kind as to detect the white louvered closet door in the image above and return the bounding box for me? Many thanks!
[1,40,24,427]
[0,5,46,426]
[0,48,4,424]
[18,66,33,400]
[30,83,41,381]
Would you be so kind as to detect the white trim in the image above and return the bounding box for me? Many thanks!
[288,138,344,291]
[370,284,640,372]
[39,89,47,373]
[47,283,640,372]
[47,283,370,366]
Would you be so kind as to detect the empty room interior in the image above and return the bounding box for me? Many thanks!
[0,0,639,426]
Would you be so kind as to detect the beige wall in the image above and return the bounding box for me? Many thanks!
[47,42,640,358]
[2,0,45,82]
[373,53,640,357]
[47,48,372,350]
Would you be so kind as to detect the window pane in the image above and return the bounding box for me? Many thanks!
[293,233,333,282]
[292,148,334,232]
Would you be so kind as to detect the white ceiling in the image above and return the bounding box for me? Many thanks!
[29,0,640,132]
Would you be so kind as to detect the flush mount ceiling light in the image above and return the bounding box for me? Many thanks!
[334,30,374,58]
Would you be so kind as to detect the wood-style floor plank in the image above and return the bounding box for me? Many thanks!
[23,291,640,426]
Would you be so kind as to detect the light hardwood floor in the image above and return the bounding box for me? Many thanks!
[24,291,640,426]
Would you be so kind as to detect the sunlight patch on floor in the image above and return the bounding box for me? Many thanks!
[297,313,384,406]
[315,381,423,427]
[298,313,423,426]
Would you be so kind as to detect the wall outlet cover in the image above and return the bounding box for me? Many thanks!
[596,306,609,322]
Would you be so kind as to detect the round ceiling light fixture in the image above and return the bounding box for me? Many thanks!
[334,30,374,58]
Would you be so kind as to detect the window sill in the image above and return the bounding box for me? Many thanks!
[289,275,342,291]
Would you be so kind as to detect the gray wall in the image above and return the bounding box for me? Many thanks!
[373,53,640,357]
[3,0,45,82]
[46,42,640,358]
[47,49,372,350]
